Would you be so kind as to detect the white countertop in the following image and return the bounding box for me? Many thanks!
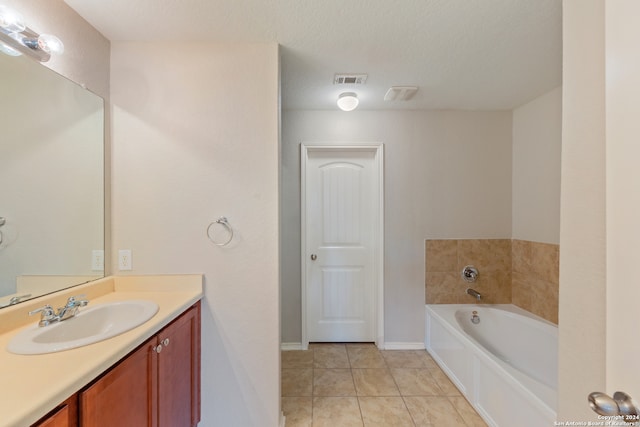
[0,275,203,427]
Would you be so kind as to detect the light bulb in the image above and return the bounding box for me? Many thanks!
[37,34,64,54]
[337,92,359,111]
[0,5,25,33]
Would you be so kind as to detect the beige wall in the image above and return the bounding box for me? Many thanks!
[425,86,562,326]
[110,42,280,426]
[281,110,512,346]
[283,92,564,344]
[512,87,562,245]
[559,0,606,421]
[510,86,562,326]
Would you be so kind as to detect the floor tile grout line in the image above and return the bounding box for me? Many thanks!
[354,382,365,427]
[446,395,474,427]
[370,349,415,426]
[400,396,420,427]
[311,347,315,425]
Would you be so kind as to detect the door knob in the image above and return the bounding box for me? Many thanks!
[310,254,317,261]
[589,391,640,420]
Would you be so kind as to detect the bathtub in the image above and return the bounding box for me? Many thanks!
[425,304,557,427]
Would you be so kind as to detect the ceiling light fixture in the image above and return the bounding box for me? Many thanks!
[337,92,359,111]
[0,4,64,62]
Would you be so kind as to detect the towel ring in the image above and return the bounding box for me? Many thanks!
[0,217,5,245]
[207,217,234,246]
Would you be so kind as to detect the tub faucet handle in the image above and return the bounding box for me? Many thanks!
[462,265,479,282]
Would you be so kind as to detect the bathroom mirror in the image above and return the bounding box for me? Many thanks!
[0,52,104,308]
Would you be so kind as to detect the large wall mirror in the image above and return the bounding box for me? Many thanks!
[0,52,104,308]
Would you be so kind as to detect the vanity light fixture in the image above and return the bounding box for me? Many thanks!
[337,92,359,111]
[0,4,64,62]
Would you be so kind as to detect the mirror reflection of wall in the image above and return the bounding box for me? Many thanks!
[0,52,104,306]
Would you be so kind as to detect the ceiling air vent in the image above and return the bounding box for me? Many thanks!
[384,86,419,101]
[334,74,368,85]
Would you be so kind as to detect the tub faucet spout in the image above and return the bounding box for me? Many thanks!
[466,288,482,302]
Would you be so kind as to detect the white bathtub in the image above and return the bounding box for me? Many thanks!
[425,304,557,427]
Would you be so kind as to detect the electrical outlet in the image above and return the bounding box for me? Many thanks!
[118,249,132,271]
[91,250,104,271]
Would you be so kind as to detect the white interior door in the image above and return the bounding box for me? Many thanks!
[301,145,383,345]
[604,0,640,414]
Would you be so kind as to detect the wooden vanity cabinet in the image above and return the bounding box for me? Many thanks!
[81,301,201,427]
[80,339,155,426]
[32,302,201,427]
[156,302,201,427]
[31,395,78,427]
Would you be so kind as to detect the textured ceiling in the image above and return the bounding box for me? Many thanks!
[64,0,562,110]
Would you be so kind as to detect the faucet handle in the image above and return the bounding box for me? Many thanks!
[29,304,59,327]
[29,304,53,315]
[29,305,55,319]
[66,294,88,306]
[462,265,479,282]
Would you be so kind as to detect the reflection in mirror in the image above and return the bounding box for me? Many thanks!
[0,52,104,308]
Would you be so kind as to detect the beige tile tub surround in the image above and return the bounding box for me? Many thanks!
[425,239,559,324]
[512,239,559,324]
[281,343,487,427]
[425,239,512,305]
[0,275,203,426]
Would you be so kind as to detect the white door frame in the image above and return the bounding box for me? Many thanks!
[300,143,384,349]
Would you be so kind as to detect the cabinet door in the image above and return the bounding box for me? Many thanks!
[31,395,78,427]
[157,302,201,427]
[80,340,157,427]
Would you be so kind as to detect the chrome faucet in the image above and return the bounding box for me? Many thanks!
[466,288,482,302]
[29,295,89,327]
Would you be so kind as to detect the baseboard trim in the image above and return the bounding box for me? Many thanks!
[282,342,425,350]
[281,342,304,351]
[383,342,425,350]
[280,412,286,427]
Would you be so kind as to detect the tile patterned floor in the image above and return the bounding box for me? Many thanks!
[281,343,488,427]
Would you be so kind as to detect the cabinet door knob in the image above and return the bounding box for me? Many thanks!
[153,344,163,353]
[162,338,170,347]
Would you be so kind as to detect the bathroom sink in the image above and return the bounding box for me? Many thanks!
[7,300,159,355]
